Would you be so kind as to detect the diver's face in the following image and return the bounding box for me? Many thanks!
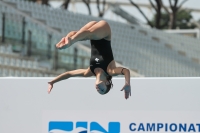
[95,71,109,94]
[96,81,107,95]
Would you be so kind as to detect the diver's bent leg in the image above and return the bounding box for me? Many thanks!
[65,21,97,39]
[66,31,77,38]
[65,21,97,38]
[59,21,111,49]
[87,20,111,40]
[70,20,111,43]
[79,21,98,31]
[56,21,97,49]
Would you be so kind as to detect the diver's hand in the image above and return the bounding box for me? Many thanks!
[48,82,54,94]
[121,82,131,99]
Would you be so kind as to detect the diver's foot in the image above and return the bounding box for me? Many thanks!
[56,38,65,49]
[56,37,73,50]
[61,37,72,49]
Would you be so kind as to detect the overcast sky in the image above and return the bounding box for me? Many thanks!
[49,0,200,24]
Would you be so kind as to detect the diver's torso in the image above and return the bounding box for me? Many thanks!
[90,39,114,75]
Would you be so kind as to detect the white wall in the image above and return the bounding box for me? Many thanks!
[0,78,200,133]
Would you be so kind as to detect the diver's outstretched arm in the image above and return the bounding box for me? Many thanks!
[111,67,131,99]
[48,68,93,93]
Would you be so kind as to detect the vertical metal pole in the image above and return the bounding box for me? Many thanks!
[72,0,76,13]
[2,12,5,43]
[27,30,32,57]
[53,48,58,70]
[47,34,52,59]
[74,47,78,69]
[22,17,26,45]
[81,57,85,68]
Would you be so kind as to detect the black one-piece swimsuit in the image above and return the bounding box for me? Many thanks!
[90,38,114,76]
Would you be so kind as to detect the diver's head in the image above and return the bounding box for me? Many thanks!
[95,69,113,94]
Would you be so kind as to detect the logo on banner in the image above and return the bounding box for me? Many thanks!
[48,121,120,133]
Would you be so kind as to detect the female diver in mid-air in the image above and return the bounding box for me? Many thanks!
[48,20,131,99]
